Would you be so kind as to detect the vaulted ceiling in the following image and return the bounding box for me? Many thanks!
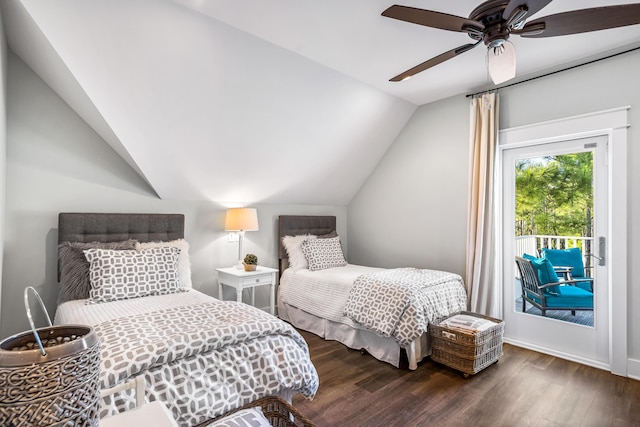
[3,0,640,205]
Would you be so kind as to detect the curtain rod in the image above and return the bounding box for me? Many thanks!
[466,44,640,98]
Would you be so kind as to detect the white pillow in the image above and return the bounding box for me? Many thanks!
[206,407,271,427]
[136,239,192,288]
[301,236,347,271]
[84,247,182,303]
[282,234,317,270]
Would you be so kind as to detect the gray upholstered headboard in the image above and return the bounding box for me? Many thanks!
[278,215,336,276]
[58,213,185,244]
[56,212,185,297]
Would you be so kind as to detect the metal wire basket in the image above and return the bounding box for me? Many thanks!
[0,287,101,427]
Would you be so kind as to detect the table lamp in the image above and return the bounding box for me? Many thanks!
[224,208,259,269]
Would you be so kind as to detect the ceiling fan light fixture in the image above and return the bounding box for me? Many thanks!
[487,40,516,84]
[383,2,640,83]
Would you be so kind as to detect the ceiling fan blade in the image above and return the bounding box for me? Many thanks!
[502,0,553,22]
[516,4,640,38]
[389,42,480,82]
[382,5,483,35]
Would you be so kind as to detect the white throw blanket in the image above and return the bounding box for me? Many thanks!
[343,268,467,345]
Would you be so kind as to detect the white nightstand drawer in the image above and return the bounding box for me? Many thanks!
[241,275,273,286]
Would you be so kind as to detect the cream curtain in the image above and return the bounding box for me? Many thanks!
[466,92,499,317]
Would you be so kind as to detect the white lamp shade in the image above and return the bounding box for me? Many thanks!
[224,208,259,231]
[487,40,516,85]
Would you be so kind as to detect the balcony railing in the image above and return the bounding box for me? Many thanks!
[515,235,595,270]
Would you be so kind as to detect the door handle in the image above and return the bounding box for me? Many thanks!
[588,253,604,262]
[589,237,606,266]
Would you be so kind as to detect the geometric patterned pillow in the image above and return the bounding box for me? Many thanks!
[84,247,182,303]
[136,239,192,288]
[301,236,347,271]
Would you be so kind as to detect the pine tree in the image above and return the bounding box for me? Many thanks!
[515,152,593,247]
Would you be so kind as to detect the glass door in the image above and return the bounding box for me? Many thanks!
[501,135,609,366]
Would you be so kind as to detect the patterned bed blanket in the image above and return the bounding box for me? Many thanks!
[95,300,318,427]
[343,268,467,345]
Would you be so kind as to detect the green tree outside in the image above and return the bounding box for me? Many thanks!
[515,152,593,248]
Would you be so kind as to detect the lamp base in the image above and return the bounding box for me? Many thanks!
[234,260,244,270]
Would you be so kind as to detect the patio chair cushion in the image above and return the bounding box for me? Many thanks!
[523,253,560,294]
[542,247,593,291]
[542,247,585,277]
[574,280,592,292]
[529,284,594,309]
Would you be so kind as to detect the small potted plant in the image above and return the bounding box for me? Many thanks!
[243,253,258,271]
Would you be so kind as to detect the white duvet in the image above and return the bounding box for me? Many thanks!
[279,264,385,326]
[54,289,211,325]
[280,264,467,346]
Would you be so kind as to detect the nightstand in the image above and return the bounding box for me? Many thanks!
[216,266,278,315]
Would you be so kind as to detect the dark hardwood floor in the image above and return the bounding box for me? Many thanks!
[292,330,640,427]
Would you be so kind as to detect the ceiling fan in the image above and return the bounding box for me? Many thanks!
[382,1,640,84]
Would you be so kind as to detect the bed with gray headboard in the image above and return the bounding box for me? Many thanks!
[278,215,337,275]
[277,215,468,370]
[54,213,318,427]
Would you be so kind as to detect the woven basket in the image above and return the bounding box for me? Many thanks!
[197,396,317,427]
[0,288,101,427]
[429,311,504,377]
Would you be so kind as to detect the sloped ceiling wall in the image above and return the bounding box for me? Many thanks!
[9,0,637,206]
[2,0,416,205]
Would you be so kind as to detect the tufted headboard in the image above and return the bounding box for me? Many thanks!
[277,215,336,276]
[58,213,184,244]
[57,213,185,280]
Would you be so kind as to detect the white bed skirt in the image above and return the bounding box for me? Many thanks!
[278,301,429,370]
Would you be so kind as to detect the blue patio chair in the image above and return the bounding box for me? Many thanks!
[515,256,593,317]
[541,247,593,292]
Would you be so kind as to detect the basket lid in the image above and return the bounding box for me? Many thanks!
[0,325,98,367]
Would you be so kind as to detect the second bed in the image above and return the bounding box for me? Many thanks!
[277,215,468,370]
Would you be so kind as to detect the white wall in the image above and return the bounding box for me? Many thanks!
[348,49,640,362]
[0,7,7,322]
[347,94,469,276]
[0,51,346,338]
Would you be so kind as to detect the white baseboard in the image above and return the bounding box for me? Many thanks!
[628,358,640,380]
[504,337,610,372]
[505,337,640,380]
